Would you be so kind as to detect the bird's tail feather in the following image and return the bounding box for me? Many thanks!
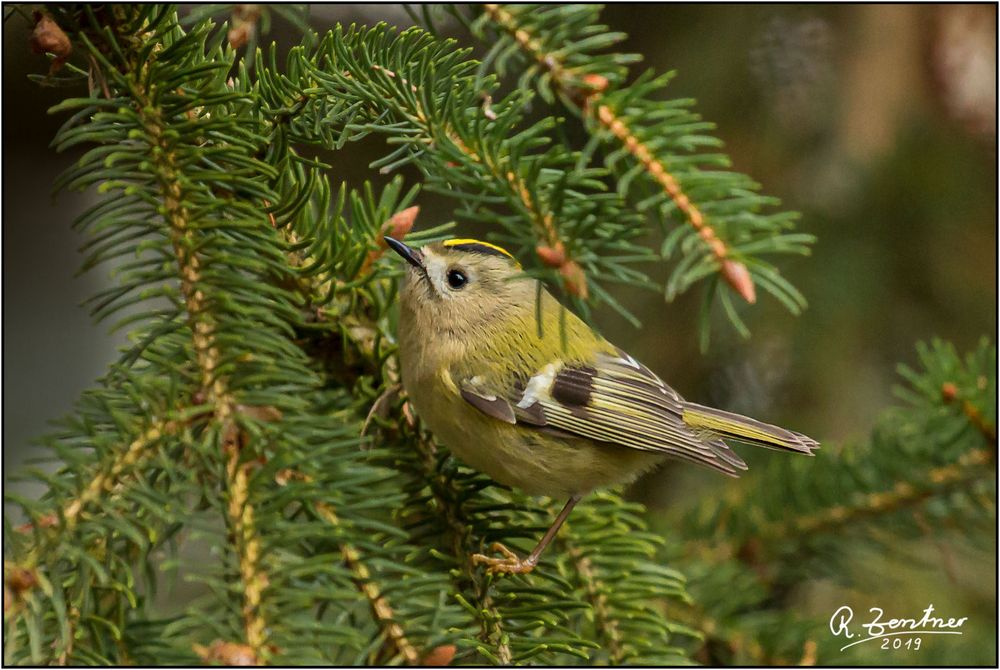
[681,403,819,455]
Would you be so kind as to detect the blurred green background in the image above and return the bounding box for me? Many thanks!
[3,3,995,664]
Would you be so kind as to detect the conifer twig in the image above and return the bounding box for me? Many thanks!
[941,381,997,445]
[311,501,421,665]
[481,3,755,303]
[137,51,269,663]
[763,448,991,540]
[222,429,266,664]
[565,546,624,663]
[370,63,585,297]
[340,543,421,665]
[707,448,993,556]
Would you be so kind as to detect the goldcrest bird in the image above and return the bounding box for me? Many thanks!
[386,236,818,575]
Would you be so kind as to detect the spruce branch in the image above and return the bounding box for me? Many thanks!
[461,3,815,327]
[126,14,271,658]
[682,338,996,567]
[481,3,751,302]
[941,381,997,445]
[13,418,179,557]
[222,431,268,662]
[265,24,655,320]
[8,6,833,665]
[666,338,996,665]
[340,543,421,666]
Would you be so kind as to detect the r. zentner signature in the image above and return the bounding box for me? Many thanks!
[829,604,968,651]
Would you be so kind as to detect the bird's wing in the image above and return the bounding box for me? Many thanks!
[458,349,747,476]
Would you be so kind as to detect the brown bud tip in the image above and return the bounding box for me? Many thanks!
[379,206,420,247]
[30,13,71,72]
[559,260,588,299]
[194,640,258,666]
[228,23,252,49]
[581,73,609,94]
[799,639,818,667]
[275,468,312,486]
[5,564,38,595]
[17,514,58,533]
[236,404,283,423]
[721,259,756,304]
[535,241,566,268]
[941,382,959,402]
[422,644,457,666]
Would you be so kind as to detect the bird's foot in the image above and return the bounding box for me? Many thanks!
[471,542,537,575]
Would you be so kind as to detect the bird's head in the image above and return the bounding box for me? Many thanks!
[385,237,531,334]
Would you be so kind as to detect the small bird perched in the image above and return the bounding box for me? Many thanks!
[385,236,818,575]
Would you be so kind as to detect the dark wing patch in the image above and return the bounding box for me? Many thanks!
[550,365,596,408]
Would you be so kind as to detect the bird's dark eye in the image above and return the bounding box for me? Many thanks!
[446,268,468,289]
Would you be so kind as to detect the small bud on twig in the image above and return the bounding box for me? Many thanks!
[193,640,259,666]
[16,513,58,534]
[559,260,588,299]
[30,12,71,74]
[535,242,566,268]
[360,206,420,276]
[721,259,756,304]
[581,73,609,94]
[422,644,457,666]
[227,5,261,50]
[4,563,38,597]
[481,94,497,121]
[236,404,283,423]
[379,206,419,247]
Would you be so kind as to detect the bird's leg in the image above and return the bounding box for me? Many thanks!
[472,494,582,575]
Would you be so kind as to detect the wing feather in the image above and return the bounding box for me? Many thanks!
[458,349,748,476]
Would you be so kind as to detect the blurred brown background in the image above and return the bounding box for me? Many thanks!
[2,5,996,659]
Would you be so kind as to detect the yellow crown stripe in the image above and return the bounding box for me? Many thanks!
[443,238,516,261]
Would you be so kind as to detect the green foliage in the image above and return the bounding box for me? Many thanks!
[662,338,996,665]
[5,4,991,667]
[449,3,813,333]
[4,5,697,665]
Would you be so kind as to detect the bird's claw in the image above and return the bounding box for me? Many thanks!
[471,542,537,575]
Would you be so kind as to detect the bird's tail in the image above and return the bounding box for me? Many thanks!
[681,402,819,455]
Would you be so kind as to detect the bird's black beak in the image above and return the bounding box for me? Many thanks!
[384,236,424,270]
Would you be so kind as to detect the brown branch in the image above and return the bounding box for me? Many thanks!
[592,104,754,303]
[308,501,421,665]
[764,448,992,540]
[941,381,997,445]
[138,61,269,662]
[223,429,266,663]
[481,4,755,303]
[342,543,421,665]
[685,447,994,569]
